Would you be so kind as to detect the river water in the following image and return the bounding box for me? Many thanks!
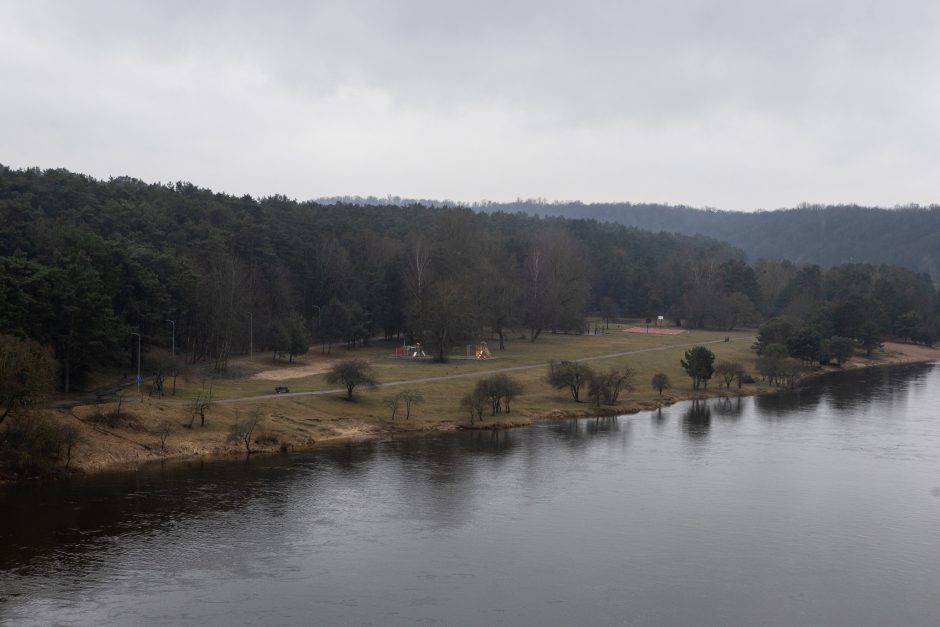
[2,363,940,626]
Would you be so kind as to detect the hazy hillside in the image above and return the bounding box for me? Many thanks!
[475,201,940,281]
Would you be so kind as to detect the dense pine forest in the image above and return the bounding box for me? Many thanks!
[476,200,940,281]
[1,165,938,392]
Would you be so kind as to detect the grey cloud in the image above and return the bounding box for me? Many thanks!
[2,0,939,210]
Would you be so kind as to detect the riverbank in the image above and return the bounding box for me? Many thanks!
[4,334,938,480]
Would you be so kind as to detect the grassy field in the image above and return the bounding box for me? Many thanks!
[171,325,761,408]
[66,326,755,462]
[42,323,940,474]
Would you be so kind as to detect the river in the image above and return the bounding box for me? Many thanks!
[2,363,940,626]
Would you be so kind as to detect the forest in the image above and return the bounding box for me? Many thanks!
[1,165,938,393]
[476,200,940,281]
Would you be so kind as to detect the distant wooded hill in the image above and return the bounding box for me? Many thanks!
[475,201,940,282]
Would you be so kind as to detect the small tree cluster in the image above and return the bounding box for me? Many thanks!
[460,390,488,424]
[756,345,802,387]
[145,348,182,397]
[271,312,310,363]
[586,367,635,406]
[383,388,424,421]
[320,297,373,352]
[3,415,82,476]
[828,336,854,365]
[459,374,524,423]
[547,360,594,402]
[0,335,58,425]
[714,361,747,389]
[757,315,880,366]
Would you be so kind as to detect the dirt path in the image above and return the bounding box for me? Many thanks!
[212,337,748,405]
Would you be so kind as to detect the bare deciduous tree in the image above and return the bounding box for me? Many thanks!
[157,419,173,452]
[228,409,264,454]
[60,425,81,469]
[398,389,424,420]
[459,390,487,425]
[547,360,594,402]
[326,358,378,401]
[382,394,402,421]
[187,380,213,428]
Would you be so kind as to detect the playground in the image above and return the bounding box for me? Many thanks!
[393,341,494,360]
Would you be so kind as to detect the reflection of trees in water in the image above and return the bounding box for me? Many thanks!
[392,430,516,473]
[385,435,484,529]
[755,363,935,418]
[651,408,667,428]
[754,386,825,417]
[681,400,711,440]
[462,429,516,456]
[823,365,926,411]
[711,396,744,420]
[549,418,588,448]
[585,416,621,434]
[333,439,379,472]
[1,428,535,578]
[0,452,303,574]
[549,415,627,448]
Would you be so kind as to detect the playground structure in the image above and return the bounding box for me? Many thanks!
[394,343,427,358]
[467,341,492,359]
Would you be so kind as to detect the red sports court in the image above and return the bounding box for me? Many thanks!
[624,326,686,335]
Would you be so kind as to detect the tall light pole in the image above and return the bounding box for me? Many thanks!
[130,331,141,396]
[311,304,321,335]
[248,311,253,361]
[165,319,175,357]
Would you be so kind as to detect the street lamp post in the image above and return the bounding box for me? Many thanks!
[311,304,321,350]
[248,311,253,361]
[130,332,141,396]
[311,305,321,331]
[165,319,175,357]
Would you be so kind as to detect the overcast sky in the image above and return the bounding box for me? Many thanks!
[3,1,940,211]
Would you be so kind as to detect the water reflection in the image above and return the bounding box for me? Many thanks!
[549,418,589,447]
[755,385,825,416]
[711,396,744,419]
[754,362,936,419]
[681,400,711,440]
[0,452,302,575]
[333,439,379,472]
[585,415,621,434]
[461,428,516,455]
